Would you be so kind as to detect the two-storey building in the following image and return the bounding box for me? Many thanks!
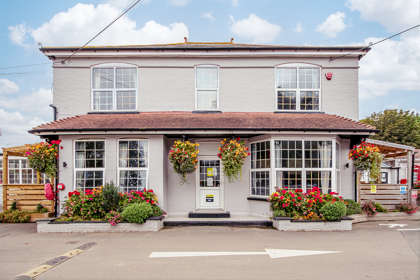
[30,42,376,217]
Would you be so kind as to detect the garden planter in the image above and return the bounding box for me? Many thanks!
[30,212,51,222]
[36,216,164,233]
[272,217,353,231]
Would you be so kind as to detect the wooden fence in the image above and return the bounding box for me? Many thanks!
[359,184,408,209]
[3,184,54,212]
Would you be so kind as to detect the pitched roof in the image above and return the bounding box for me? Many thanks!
[29,112,376,134]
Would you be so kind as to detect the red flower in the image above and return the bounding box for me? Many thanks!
[148,189,153,193]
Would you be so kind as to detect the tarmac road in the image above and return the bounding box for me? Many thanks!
[0,220,419,280]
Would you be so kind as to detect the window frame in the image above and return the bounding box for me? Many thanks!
[73,139,106,191]
[194,64,220,111]
[249,137,337,198]
[249,140,272,198]
[117,139,149,193]
[7,157,46,185]
[274,63,322,112]
[91,63,138,112]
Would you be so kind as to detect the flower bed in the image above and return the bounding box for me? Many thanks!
[37,216,164,233]
[272,216,353,231]
[54,184,164,231]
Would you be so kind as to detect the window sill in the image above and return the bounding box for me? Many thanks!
[88,111,140,114]
[247,196,269,202]
[192,110,222,114]
[273,111,324,114]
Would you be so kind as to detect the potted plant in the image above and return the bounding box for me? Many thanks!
[349,142,382,182]
[217,137,250,182]
[168,140,199,181]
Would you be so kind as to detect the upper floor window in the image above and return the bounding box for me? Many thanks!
[275,65,320,111]
[92,65,137,111]
[195,65,219,110]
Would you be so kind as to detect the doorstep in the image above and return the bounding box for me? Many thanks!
[188,211,230,218]
[164,215,273,227]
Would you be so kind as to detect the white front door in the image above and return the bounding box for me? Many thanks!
[196,157,224,210]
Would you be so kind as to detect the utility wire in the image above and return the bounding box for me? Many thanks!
[0,62,50,70]
[61,0,142,64]
[330,24,420,61]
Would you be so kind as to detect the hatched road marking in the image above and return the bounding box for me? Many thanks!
[15,242,96,280]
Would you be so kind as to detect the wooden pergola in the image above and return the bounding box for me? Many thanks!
[357,139,416,209]
[2,144,54,213]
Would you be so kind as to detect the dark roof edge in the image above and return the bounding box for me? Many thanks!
[39,45,371,52]
[29,127,379,134]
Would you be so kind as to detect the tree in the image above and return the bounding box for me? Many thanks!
[361,110,420,148]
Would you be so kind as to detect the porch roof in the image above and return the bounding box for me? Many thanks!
[29,112,376,135]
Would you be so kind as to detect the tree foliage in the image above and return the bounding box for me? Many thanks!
[361,110,420,148]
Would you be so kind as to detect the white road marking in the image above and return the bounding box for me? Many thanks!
[149,249,341,259]
[397,228,420,231]
[379,224,408,228]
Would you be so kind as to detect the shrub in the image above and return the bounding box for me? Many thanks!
[36,203,48,213]
[0,210,31,223]
[121,203,153,224]
[344,199,362,215]
[320,201,347,221]
[375,202,388,213]
[120,189,162,217]
[106,210,122,226]
[396,203,418,214]
[64,188,106,220]
[269,188,305,217]
[11,201,17,211]
[361,200,377,216]
[102,183,121,212]
[272,209,287,218]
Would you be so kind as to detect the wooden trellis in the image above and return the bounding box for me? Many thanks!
[2,145,54,213]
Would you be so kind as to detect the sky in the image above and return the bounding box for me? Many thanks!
[0,0,419,148]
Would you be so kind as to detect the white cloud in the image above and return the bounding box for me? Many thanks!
[10,3,189,47]
[316,12,347,38]
[359,33,420,99]
[8,24,30,47]
[347,0,420,31]
[169,0,190,6]
[0,88,52,147]
[230,14,281,43]
[294,22,303,33]
[232,0,239,7]
[201,12,215,21]
[0,79,19,94]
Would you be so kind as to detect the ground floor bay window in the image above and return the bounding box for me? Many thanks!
[74,140,105,191]
[250,138,336,197]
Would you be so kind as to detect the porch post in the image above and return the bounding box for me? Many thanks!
[2,151,7,211]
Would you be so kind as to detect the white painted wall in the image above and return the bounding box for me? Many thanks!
[56,133,355,216]
[52,56,360,120]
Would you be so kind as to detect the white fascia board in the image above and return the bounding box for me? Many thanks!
[31,130,375,136]
[44,51,365,59]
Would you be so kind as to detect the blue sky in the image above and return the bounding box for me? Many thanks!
[0,0,419,147]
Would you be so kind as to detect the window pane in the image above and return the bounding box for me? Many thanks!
[93,68,114,89]
[251,171,270,196]
[116,68,136,89]
[306,171,331,193]
[304,141,332,168]
[196,67,218,89]
[251,141,270,169]
[299,67,320,89]
[300,91,319,110]
[196,90,217,110]
[116,90,136,110]
[277,91,296,110]
[119,140,147,168]
[93,91,113,111]
[199,160,221,188]
[119,170,147,193]
[274,140,303,168]
[276,68,297,89]
[75,141,105,169]
[276,170,302,190]
[76,171,104,191]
